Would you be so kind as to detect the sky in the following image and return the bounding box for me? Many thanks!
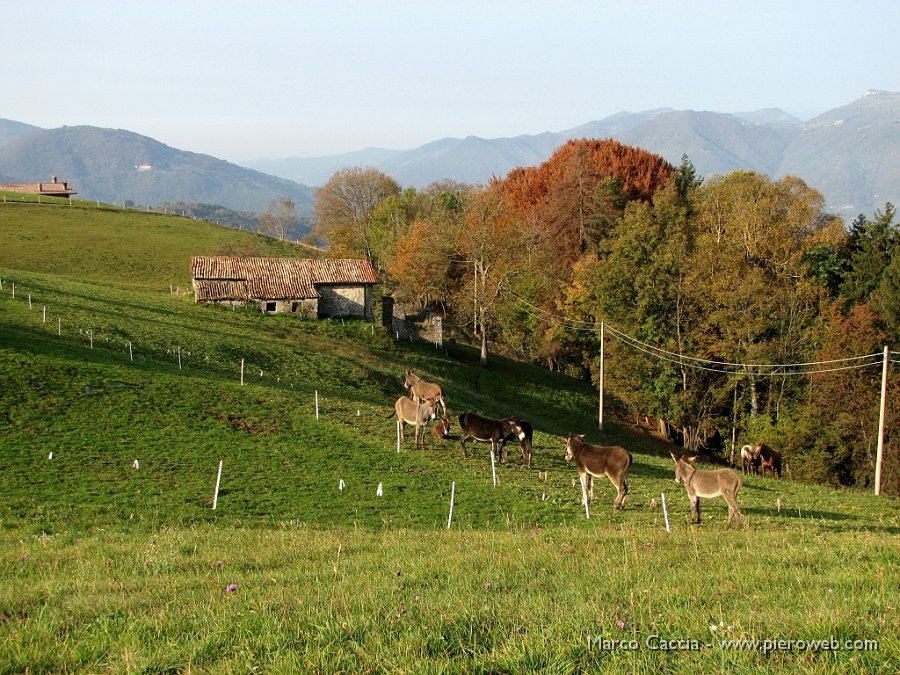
[3,0,899,163]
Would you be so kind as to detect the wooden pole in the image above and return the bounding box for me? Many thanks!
[57,317,61,335]
[42,306,46,323]
[599,321,605,431]
[240,359,244,386]
[875,345,889,496]
[212,460,223,510]
[128,341,133,361]
[315,390,319,419]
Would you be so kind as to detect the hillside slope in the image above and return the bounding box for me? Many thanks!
[0,125,316,214]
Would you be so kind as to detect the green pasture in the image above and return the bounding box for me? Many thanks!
[0,205,897,672]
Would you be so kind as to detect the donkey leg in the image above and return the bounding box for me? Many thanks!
[690,496,701,524]
[724,495,742,529]
[615,477,628,510]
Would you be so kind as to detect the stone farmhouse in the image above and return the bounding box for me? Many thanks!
[191,256,376,320]
[0,176,77,198]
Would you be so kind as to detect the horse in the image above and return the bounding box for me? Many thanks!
[564,434,632,509]
[403,369,447,417]
[671,453,743,528]
[754,443,782,479]
[739,444,759,475]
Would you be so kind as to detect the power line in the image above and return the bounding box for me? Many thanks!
[503,290,888,376]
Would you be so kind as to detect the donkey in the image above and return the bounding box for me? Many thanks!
[564,434,632,510]
[754,443,782,479]
[403,369,447,417]
[671,453,743,529]
[387,396,436,449]
[458,412,523,460]
[431,416,452,440]
[739,444,759,475]
[501,417,534,468]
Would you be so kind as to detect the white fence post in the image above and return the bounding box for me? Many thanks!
[580,475,590,519]
[661,493,671,533]
[447,481,456,529]
[212,460,223,510]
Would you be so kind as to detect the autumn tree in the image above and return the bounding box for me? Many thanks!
[384,182,475,311]
[499,139,673,267]
[314,167,401,264]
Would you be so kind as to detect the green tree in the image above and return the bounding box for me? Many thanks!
[842,203,897,304]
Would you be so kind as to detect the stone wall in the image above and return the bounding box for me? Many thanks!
[382,297,443,348]
[317,284,372,320]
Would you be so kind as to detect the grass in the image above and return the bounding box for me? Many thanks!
[0,205,897,672]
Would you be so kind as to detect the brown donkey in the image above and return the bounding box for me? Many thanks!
[671,454,743,528]
[564,434,632,509]
[388,396,436,449]
[403,369,447,417]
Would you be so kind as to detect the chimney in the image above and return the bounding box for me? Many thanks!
[52,176,58,184]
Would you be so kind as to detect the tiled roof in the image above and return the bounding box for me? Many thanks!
[191,256,376,301]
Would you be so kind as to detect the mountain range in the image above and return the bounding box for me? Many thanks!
[245,90,900,219]
[1,90,898,221]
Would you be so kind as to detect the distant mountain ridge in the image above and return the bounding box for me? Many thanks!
[1,90,897,220]
[243,90,900,217]
[0,125,315,216]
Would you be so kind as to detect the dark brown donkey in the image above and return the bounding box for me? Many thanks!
[564,434,632,509]
[671,454,743,528]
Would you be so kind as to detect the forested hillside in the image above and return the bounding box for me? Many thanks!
[313,139,899,494]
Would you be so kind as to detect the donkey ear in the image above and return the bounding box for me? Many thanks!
[670,452,678,462]
[688,455,699,463]
[577,434,586,441]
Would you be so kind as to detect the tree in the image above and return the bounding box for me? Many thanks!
[842,203,898,304]
[314,167,400,264]
[258,197,297,240]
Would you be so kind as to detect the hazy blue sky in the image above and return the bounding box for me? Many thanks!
[3,0,898,162]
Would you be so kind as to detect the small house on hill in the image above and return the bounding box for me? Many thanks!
[191,256,377,321]
[0,176,76,198]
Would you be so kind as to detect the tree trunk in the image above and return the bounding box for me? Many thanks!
[480,327,488,366]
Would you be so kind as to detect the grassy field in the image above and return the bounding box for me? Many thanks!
[0,203,897,673]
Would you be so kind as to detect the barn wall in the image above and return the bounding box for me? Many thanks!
[317,285,372,320]
[255,298,318,317]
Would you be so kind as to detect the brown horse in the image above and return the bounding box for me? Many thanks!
[753,443,782,479]
[564,434,632,509]
[671,454,743,529]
